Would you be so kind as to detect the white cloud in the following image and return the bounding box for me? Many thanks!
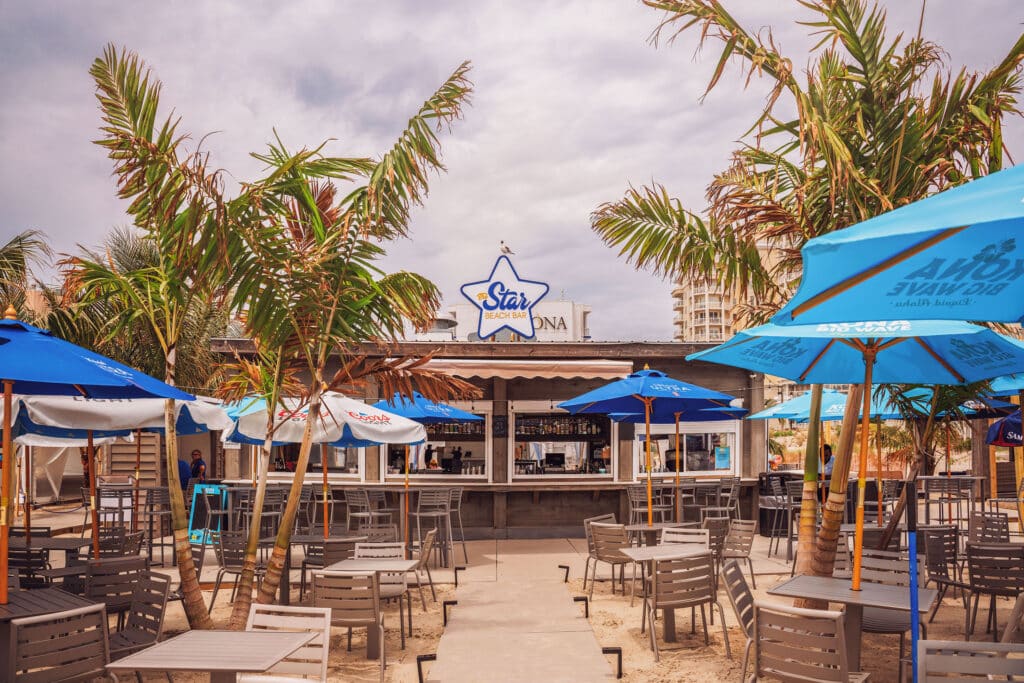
[1,0,1021,340]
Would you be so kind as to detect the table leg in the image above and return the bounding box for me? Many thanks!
[367,620,381,659]
[663,607,677,642]
[785,504,794,563]
[211,672,237,683]
[845,603,863,670]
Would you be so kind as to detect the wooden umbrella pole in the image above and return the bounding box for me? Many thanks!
[87,430,100,560]
[945,424,952,522]
[644,397,653,526]
[133,429,142,532]
[0,379,13,604]
[321,444,330,540]
[876,416,883,528]
[852,350,877,591]
[404,444,410,559]
[24,444,32,542]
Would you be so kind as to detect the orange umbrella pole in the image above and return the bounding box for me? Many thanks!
[404,444,411,560]
[852,350,877,591]
[24,445,32,542]
[644,397,654,526]
[674,412,681,523]
[0,379,13,604]
[876,417,883,528]
[87,431,100,560]
[133,429,142,532]
[945,424,952,522]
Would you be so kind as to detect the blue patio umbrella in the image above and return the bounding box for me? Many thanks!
[0,314,193,603]
[760,388,1014,423]
[559,369,738,524]
[747,390,851,421]
[987,410,1022,447]
[373,392,483,556]
[987,372,1024,397]
[773,164,1024,326]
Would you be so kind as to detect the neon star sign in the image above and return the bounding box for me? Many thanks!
[460,256,550,339]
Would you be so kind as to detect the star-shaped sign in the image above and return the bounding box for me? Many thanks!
[460,256,550,339]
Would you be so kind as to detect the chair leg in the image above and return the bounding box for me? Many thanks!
[457,510,469,563]
[416,571,427,611]
[583,556,591,592]
[716,601,731,657]
[746,557,757,589]
[208,570,225,614]
[378,623,386,683]
[647,603,659,662]
[425,564,436,602]
[740,638,753,682]
[588,560,597,600]
[699,604,709,645]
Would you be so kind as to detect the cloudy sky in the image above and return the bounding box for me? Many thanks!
[2,1,1022,340]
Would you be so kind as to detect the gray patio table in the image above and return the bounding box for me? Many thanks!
[767,574,937,669]
[0,587,96,667]
[323,557,419,659]
[260,532,366,605]
[9,535,94,564]
[621,545,704,643]
[106,629,315,682]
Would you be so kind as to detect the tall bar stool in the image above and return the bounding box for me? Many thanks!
[702,477,741,521]
[346,489,391,531]
[141,487,172,565]
[410,489,453,567]
[448,487,469,563]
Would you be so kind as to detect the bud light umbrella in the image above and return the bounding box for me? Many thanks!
[686,319,1024,599]
[0,313,194,604]
[558,369,738,525]
[773,164,1024,327]
[224,392,426,538]
[373,392,483,557]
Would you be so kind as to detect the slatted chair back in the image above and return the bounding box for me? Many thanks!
[312,570,381,629]
[862,525,901,552]
[833,532,852,574]
[213,530,247,572]
[358,523,398,543]
[8,545,49,587]
[722,560,754,638]
[702,516,730,559]
[970,511,1011,544]
[583,513,617,557]
[719,477,741,503]
[649,552,717,614]
[626,484,647,506]
[366,489,390,509]
[263,487,287,511]
[86,556,148,615]
[752,602,854,683]
[923,525,959,582]
[590,522,630,564]
[355,542,406,589]
[244,604,332,682]
[967,543,1024,599]
[7,568,20,589]
[785,479,804,502]
[9,603,110,683]
[322,539,358,566]
[917,640,1024,681]
[416,489,450,513]
[659,527,710,549]
[97,526,127,557]
[723,519,756,557]
[859,548,925,587]
[449,487,465,512]
[416,528,438,572]
[10,526,52,538]
[111,571,171,657]
[346,488,371,513]
[122,530,145,556]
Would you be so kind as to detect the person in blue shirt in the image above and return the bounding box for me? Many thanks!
[822,444,835,476]
[189,449,207,482]
[177,457,191,490]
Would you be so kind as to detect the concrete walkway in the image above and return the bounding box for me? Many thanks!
[426,538,616,682]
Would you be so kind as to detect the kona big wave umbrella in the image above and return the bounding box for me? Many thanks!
[224,392,426,538]
[773,164,1024,326]
[558,369,738,525]
[372,392,483,558]
[0,312,193,603]
[688,319,1024,683]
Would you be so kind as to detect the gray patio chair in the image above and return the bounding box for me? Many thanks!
[860,548,927,683]
[449,487,470,563]
[922,525,968,624]
[8,603,113,683]
[987,476,1024,523]
[641,552,730,661]
[722,518,757,588]
[210,530,264,614]
[169,540,207,608]
[8,544,50,589]
[751,602,869,682]
[358,523,399,543]
[242,604,332,683]
[588,522,632,599]
[702,476,741,521]
[582,513,617,592]
[86,555,148,630]
[627,484,670,526]
[122,530,145,557]
[313,570,385,683]
[109,570,171,659]
[702,515,730,594]
[969,510,1011,544]
[917,640,1024,681]
[409,489,452,566]
[966,542,1024,641]
[355,542,412,649]
[300,537,359,601]
[96,526,127,558]
[660,526,710,548]
[411,527,438,608]
[721,559,755,680]
[348,488,391,531]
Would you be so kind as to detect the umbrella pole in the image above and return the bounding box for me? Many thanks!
[852,350,877,591]
[907,471,920,683]
[87,430,100,560]
[876,416,883,528]
[133,429,142,533]
[674,412,681,523]
[404,444,410,560]
[945,424,952,523]
[24,444,32,543]
[0,379,13,604]
[321,444,329,540]
[644,397,654,526]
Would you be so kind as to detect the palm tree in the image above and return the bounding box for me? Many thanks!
[0,230,50,319]
[219,65,480,606]
[71,45,237,629]
[591,0,1024,586]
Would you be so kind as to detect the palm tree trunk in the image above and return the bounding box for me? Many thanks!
[256,388,321,605]
[228,424,273,629]
[808,384,863,590]
[793,385,822,600]
[165,351,213,629]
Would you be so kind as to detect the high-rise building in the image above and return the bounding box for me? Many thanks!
[671,276,735,343]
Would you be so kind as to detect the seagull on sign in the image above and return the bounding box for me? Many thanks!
[500,241,514,255]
